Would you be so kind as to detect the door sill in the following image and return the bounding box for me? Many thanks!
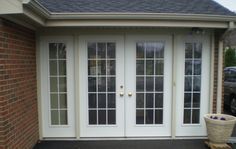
[41,136,207,141]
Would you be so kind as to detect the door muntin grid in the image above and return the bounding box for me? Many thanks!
[136,42,164,125]
[49,43,68,126]
[183,43,202,124]
[87,42,116,125]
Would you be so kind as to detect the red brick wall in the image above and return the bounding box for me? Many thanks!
[212,30,225,113]
[0,18,38,149]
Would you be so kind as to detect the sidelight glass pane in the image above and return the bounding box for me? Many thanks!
[193,93,200,108]
[107,43,115,58]
[184,93,191,108]
[58,43,66,59]
[50,94,58,109]
[51,110,59,125]
[136,60,144,75]
[146,110,154,124]
[89,93,97,108]
[185,60,192,75]
[50,77,58,92]
[155,110,163,124]
[183,42,202,124]
[89,110,97,125]
[49,43,57,59]
[194,43,202,58]
[136,43,145,58]
[59,60,66,75]
[146,93,154,108]
[193,76,201,91]
[107,60,115,75]
[184,109,191,124]
[136,93,144,108]
[97,43,106,58]
[146,60,154,75]
[192,109,200,124]
[88,43,96,59]
[59,77,67,92]
[155,60,164,75]
[60,110,68,125]
[98,110,106,124]
[108,110,116,124]
[108,94,116,108]
[60,94,67,108]
[185,43,193,58]
[184,76,192,91]
[136,110,144,124]
[194,60,201,75]
[50,61,57,75]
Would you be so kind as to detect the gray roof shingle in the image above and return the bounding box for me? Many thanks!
[35,0,236,16]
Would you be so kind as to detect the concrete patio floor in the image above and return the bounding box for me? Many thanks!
[34,139,213,149]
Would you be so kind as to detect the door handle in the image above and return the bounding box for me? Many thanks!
[120,92,124,97]
[128,92,132,97]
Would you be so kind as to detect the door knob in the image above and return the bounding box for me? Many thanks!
[120,92,124,97]
[128,92,132,97]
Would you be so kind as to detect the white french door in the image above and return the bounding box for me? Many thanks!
[125,35,172,137]
[79,35,172,137]
[79,35,125,137]
[175,35,210,136]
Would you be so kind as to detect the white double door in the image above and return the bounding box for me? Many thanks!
[79,35,172,137]
[79,34,210,138]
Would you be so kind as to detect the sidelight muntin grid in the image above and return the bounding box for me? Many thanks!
[183,43,202,124]
[136,42,165,125]
[87,42,116,125]
[49,43,68,126]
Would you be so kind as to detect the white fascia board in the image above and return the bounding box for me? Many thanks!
[23,6,46,26]
[0,0,23,14]
[48,13,236,22]
[45,20,229,28]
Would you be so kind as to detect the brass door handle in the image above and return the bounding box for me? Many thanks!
[128,92,132,97]
[120,92,124,97]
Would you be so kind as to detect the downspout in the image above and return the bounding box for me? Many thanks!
[216,21,235,113]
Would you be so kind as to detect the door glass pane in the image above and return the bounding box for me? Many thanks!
[49,43,68,125]
[183,43,202,124]
[87,42,116,125]
[136,42,164,125]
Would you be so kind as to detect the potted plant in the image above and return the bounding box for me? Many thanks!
[204,114,236,146]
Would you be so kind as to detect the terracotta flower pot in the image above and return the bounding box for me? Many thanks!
[204,114,236,144]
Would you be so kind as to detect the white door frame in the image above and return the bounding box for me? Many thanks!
[40,36,76,137]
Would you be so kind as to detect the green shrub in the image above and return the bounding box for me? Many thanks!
[225,48,236,67]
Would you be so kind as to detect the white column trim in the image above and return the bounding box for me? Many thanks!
[216,41,224,113]
[209,33,215,113]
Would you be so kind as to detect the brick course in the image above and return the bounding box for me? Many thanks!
[0,18,38,149]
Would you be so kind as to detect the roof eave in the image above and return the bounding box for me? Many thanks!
[6,0,236,28]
